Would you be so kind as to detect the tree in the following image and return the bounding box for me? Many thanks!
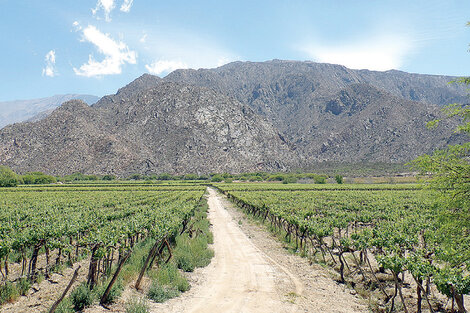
[0,166,21,187]
[335,175,344,184]
[411,82,470,312]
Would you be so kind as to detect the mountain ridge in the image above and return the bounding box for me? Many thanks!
[0,94,100,129]
[0,60,467,175]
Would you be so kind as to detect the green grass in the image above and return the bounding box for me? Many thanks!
[0,282,18,305]
[148,201,214,302]
[125,297,150,313]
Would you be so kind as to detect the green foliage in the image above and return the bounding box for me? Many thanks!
[147,283,180,303]
[211,174,224,182]
[92,279,124,305]
[62,172,99,182]
[0,166,21,187]
[16,277,31,296]
[155,263,190,292]
[70,282,93,311]
[174,207,214,272]
[129,173,143,180]
[0,282,18,305]
[125,297,149,313]
[313,175,327,184]
[22,172,57,184]
[433,267,470,298]
[157,173,174,180]
[101,174,116,181]
[335,175,343,184]
[183,173,198,180]
[282,176,297,184]
[54,297,74,313]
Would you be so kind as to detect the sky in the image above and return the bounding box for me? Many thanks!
[0,0,469,101]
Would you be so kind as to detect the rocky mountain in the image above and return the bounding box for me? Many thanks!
[164,60,467,136]
[0,60,467,175]
[0,82,292,175]
[0,94,99,129]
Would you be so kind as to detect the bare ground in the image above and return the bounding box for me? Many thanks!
[0,258,88,313]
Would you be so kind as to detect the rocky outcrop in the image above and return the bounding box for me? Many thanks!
[0,83,293,176]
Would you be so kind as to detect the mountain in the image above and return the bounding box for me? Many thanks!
[0,94,100,129]
[164,60,467,138]
[0,82,292,175]
[0,60,467,176]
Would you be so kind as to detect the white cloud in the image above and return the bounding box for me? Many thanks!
[217,57,231,67]
[92,0,115,22]
[139,33,147,43]
[72,21,82,31]
[145,60,188,76]
[92,0,133,21]
[120,0,134,12]
[73,25,137,77]
[42,50,57,77]
[140,30,239,74]
[297,34,413,71]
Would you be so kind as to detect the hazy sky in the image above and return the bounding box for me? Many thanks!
[0,0,469,100]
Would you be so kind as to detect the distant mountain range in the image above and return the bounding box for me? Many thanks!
[0,60,467,176]
[0,94,100,129]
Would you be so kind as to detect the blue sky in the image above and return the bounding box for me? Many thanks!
[0,0,469,101]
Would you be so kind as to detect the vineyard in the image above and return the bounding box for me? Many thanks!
[215,182,470,313]
[0,180,468,312]
[0,184,206,311]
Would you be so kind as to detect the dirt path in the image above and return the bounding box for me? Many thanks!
[150,188,367,313]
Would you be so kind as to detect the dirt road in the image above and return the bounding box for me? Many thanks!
[151,188,367,313]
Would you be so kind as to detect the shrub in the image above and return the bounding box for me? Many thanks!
[102,174,116,181]
[126,297,149,313]
[282,176,297,184]
[175,249,195,272]
[313,175,327,184]
[93,280,123,305]
[183,173,198,180]
[157,173,174,180]
[0,166,21,187]
[268,174,285,181]
[54,297,74,313]
[211,174,223,182]
[70,282,93,311]
[22,172,56,184]
[148,283,179,303]
[129,174,143,180]
[16,277,31,296]
[335,175,344,184]
[155,263,190,292]
[0,282,18,304]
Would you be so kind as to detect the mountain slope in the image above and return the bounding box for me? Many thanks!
[0,82,292,175]
[0,94,99,129]
[164,60,467,138]
[0,60,466,175]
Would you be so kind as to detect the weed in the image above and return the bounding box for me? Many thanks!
[0,282,18,305]
[147,282,180,303]
[70,282,93,311]
[156,263,189,292]
[16,277,31,296]
[54,297,74,313]
[125,296,149,313]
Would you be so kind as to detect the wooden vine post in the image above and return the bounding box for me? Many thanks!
[135,239,162,290]
[100,249,132,307]
[48,265,81,313]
